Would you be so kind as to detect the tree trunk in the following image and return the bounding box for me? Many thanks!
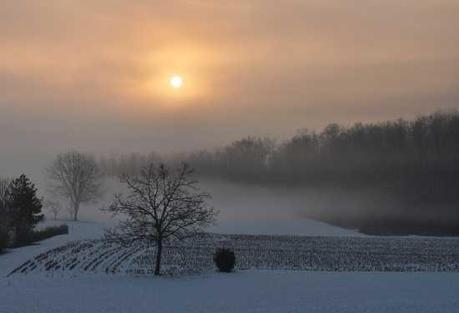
[73,202,79,221]
[154,239,163,276]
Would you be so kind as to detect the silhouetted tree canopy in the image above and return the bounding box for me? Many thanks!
[105,163,217,275]
[99,111,459,235]
[47,151,102,221]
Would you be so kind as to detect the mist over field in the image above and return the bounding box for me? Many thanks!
[87,111,459,236]
[0,154,393,237]
[2,111,458,236]
[73,177,447,237]
[32,176,363,236]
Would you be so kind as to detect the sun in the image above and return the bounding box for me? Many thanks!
[169,75,183,89]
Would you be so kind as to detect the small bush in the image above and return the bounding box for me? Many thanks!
[213,248,236,272]
[30,225,69,243]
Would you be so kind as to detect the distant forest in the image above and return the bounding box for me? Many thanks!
[99,111,459,235]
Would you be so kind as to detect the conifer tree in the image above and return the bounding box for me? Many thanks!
[9,174,43,244]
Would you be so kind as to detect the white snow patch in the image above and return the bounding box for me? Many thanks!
[0,221,109,277]
[1,271,459,313]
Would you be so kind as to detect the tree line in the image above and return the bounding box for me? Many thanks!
[190,111,456,183]
[99,111,459,235]
[187,111,459,234]
[102,111,459,207]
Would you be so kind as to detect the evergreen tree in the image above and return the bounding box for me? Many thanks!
[9,174,43,244]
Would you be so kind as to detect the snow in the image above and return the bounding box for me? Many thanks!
[63,179,364,237]
[0,221,107,277]
[205,180,364,236]
[210,217,362,236]
[1,271,459,313]
[1,183,458,313]
[11,234,459,276]
[2,220,459,313]
[0,214,358,277]
[1,185,361,278]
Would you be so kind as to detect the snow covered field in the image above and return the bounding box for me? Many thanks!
[2,219,459,313]
[0,221,106,277]
[1,181,459,313]
[2,271,459,313]
[9,234,459,276]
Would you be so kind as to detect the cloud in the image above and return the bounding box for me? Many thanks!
[0,0,458,174]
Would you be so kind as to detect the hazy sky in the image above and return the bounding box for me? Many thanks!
[1,0,459,176]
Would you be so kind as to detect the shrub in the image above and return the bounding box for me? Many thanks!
[213,248,236,272]
[30,225,69,243]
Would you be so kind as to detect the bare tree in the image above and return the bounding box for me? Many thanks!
[47,151,102,221]
[44,200,62,220]
[105,163,217,275]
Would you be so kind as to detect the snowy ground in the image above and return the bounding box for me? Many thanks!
[1,180,459,313]
[0,221,106,277]
[0,215,359,277]
[2,271,459,313]
[2,220,459,313]
[10,234,459,276]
